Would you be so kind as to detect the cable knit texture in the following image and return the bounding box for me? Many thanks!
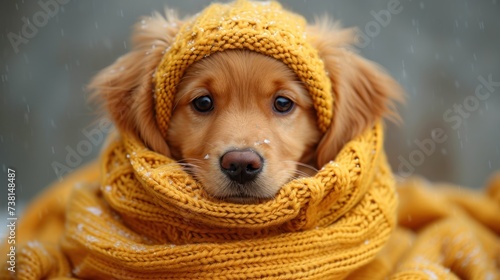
[3,129,499,279]
[154,0,333,135]
[2,122,396,279]
[67,122,394,279]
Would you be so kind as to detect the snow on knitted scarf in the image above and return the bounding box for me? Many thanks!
[3,127,500,280]
[10,122,397,280]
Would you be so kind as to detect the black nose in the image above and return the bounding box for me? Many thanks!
[220,150,263,184]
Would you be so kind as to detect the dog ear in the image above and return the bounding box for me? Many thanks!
[89,9,183,156]
[307,18,404,167]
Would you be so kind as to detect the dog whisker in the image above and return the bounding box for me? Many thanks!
[178,164,202,173]
[280,165,315,181]
[177,158,204,164]
[287,175,305,181]
[294,170,313,178]
[281,160,319,173]
[177,162,199,168]
[175,161,201,172]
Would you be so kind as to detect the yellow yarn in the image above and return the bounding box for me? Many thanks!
[154,0,333,136]
[2,127,500,279]
[1,122,396,279]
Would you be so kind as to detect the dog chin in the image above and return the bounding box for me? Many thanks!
[210,182,277,204]
[221,195,267,204]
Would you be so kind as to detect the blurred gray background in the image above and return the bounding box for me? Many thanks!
[1,0,499,212]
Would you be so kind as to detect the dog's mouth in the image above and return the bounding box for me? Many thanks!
[218,183,272,204]
[219,193,270,204]
[223,195,262,204]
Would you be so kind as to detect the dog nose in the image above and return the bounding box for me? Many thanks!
[220,150,263,184]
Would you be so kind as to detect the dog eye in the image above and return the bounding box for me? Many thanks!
[273,96,294,113]
[192,95,214,113]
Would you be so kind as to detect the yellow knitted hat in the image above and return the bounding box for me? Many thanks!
[154,0,333,136]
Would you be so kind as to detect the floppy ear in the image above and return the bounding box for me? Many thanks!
[89,9,183,156]
[307,18,404,167]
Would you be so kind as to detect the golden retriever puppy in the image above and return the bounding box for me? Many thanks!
[90,11,402,203]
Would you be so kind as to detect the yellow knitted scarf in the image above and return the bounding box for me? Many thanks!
[5,140,500,279]
[49,122,395,279]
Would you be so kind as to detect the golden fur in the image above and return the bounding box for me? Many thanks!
[90,10,403,203]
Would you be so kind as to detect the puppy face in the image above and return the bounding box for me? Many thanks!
[90,12,402,204]
[167,50,321,203]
